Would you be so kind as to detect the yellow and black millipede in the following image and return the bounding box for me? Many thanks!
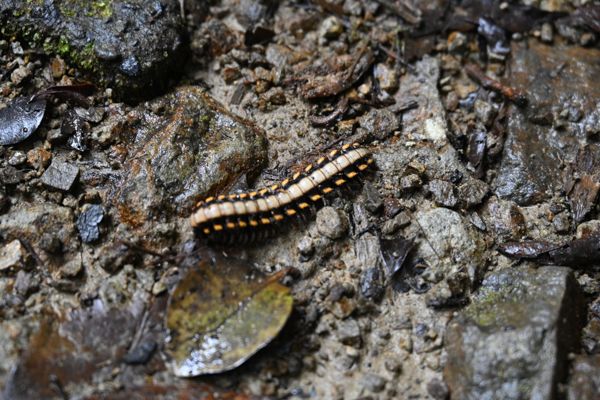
[190,143,373,244]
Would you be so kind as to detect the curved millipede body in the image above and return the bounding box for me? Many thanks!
[190,143,373,244]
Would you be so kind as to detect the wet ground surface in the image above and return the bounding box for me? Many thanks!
[1,0,600,399]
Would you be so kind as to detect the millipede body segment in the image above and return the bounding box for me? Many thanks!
[190,143,373,244]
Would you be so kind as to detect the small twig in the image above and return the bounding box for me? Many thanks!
[373,0,421,25]
[464,63,527,106]
[18,238,44,269]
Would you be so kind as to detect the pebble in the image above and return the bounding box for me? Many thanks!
[297,236,314,257]
[362,181,383,214]
[8,151,27,166]
[27,148,52,169]
[427,379,450,400]
[374,63,398,92]
[345,346,360,358]
[458,179,489,208]
[11,65,31,85]
[121,342,157,364]
[474,99,496,126]
[41,160,79,191]
[385,358,402,373]
[541,22,553,43]
[61,257,82,277]
[445,91,459,111]
[152,280,167,295]
[391,315,413,330]
[319,16,343,39]
[398,332,413,352]
[52,55,67,78]
[362,373,386,393]
[0,240,31,271]
[316,207,349,239]
[76,204,104,243]
[14,270,39,296]
[447,31,467,53]
[426,179,457,208]
[337,318,361,345]
[259,87,286,105]
[382,210,411,235]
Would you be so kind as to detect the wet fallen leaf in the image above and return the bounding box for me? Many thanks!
[499,233,600,267]
[0,96,46,145]
[166,253,293,376]
[564,148,600,226]
[3,300,144,400]
[380,238,415,278]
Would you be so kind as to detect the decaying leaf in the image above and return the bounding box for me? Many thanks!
[166,253,293,377]
[498,232,600,267]
[284,51,375,99]
[564,148,600,226]
[380,238,415,278]
[3,300,144,400]
[0,96,46,145]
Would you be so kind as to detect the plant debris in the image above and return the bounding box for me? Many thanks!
[0,96,46,146]
[165,251,294,377]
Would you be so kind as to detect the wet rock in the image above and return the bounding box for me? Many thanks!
[357,109,401,140]
[495,39,600,205]
[382,198,403,218]
[1,0,186,100]
[316,207,349,240]
[8,151,26,166]
[0,240,31,272]
[337,318,361,345]
[360,266,384,300]
[113,87,266,225]
[362,373,386,393]
[458,179,489,208]
[0,204,79,271]
[567,355,600,400]
[445,267,586,400]
[382,210,411,235]
[41,160,79,192]
[121,342,157,365]
[482,196,526,240]
[426,179,457,208]
[76,204,104,243]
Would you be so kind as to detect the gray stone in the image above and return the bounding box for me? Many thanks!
[362,373,386,393]
[357,109,401,141]
[474,99,496,126]
[382,210,411,235]
[41,160,79,192]
[362,181,383,214]
[316,207,349,240]
[337,318,361,345]
[319,16,343,39]
[445,267,586,400]
[426,179,457,208]
[13,270,39,296]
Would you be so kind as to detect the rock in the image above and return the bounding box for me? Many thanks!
[337,318,361,345]
[447,31,467,53]
[113,87,266,226]
[0,204,79,272]
[541,22,553,43]
[259,87,286,105]
[319,16,343,39]
[0,240,31,271]
[382,210,411,235]
[76,205,104,243]
[374,63,398,92]
[60,255,82,277]
[384,358,402,373]
[26,148,52,169]
[474,99,496,126]
[152,280,167,296]
[121,342,157,365]
[1,0,187,100]
[316,207,349,240]
[357,109,401,141]
[265,44,300,68]
[458,179,489,208]
[51,55,67,78]
[445,267,586,400]
[482,196,526,240]
[8,151,26,166]
[427,379,449,400]
[382,198,403,218]
[495,39,600,205]
[360,266,384,300]
[362,181,383,214]
[362,373,386,393]
[41,160,79,192]
[567,355,600,400]
[10,66,31,85]
[426,179,457,208]
[13,270,39,296]
[445,91,459,111]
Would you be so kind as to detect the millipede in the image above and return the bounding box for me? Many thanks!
[190,142,373,244]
